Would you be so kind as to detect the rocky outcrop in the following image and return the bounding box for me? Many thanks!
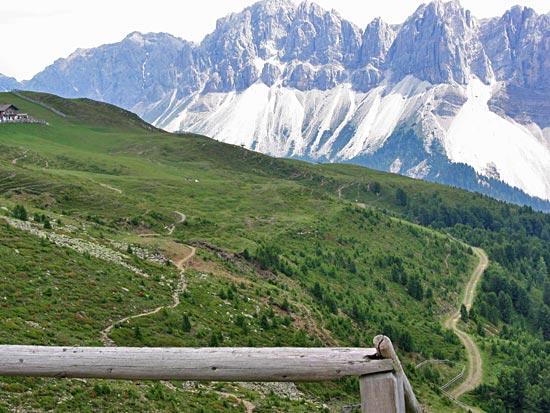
[261,63,282,87]
[387,0,492,85]
[480,7,550,129]
[350,18,395,91]
[283,1,361,67]
[26,32,190,110]
[357,17,395,68]
[3,216,168,277]
[488,84,550,128]
[481,6,550,91]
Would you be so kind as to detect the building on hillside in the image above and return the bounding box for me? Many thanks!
[0,104,29,123]
[0,104,19,121]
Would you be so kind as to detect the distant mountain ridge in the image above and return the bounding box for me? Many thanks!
[0,74,21,92]
[3,0,550,205]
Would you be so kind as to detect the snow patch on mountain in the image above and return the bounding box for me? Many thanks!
[445,77,550,200]
[338,76,432,159]
[158,70,550,200]
[170,83,308,157]
[306,84,355,158]
[407,159,431,179]
[390,158,403,173]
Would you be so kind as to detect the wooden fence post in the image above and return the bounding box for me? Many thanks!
[360,371,404,413]
[373,335,423,413]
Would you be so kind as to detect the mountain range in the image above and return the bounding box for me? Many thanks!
[2,0,550,206]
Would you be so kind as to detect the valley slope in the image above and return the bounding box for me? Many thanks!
[2,92,550,412]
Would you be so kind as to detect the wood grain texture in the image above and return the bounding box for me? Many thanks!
[374,335,422,413]
[0,346,393,382]
[360,372,402,413]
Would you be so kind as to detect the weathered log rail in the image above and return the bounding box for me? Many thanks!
[0,335,422,413]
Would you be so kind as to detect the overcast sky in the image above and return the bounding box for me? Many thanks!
[2,0,547,81]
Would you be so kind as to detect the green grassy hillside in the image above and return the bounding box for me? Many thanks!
[1,91,549,412]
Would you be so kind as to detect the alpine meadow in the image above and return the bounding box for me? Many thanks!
[0,89,549,412]
[1,0,550,412]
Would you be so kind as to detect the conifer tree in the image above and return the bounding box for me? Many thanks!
[12,205,27,221]
[460,304,469,323]
[182,314,192,332]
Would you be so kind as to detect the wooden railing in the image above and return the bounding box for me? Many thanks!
[0,335,421,413]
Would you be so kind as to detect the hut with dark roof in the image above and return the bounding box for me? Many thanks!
[0,104,28,122]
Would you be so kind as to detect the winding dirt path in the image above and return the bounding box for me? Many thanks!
[97,209,260,410]
[88,178,123,194]
[444,247,488,410]
[11,152,28,165]
[337,183,353,199]
[293,301,337,346]
[99,233,258,410]
[168,211,186,235]
[99,245,195,347]
[160,382,256,412]
[138,211,186,238]
[100,211,191,346]
[98,183,122,194]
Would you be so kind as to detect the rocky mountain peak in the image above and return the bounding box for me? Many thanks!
[125,31,147,44]
[0,74,20,91]
[430,0,476,30]
[481,5,550,91]
[26,31,189,110]
[431,0,464,15]
[199,0,298,92]
[284,0,361,66]
[258,0,295,8]
[350,17,396,91]
[296,0,323,14]
[504,5,537,21]
[358,17,396,67]
[198,0,364,92]
[387,0,492,85]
